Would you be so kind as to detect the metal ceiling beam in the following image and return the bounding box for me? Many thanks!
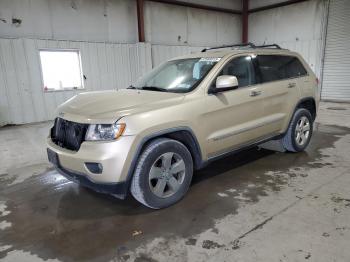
[147,0,242,15]
[136,0,145,42]
[248,0,309,13]
[242,0,249,43]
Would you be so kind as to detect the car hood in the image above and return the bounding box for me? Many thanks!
[56,89,184,124]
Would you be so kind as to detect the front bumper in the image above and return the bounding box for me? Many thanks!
[47,135,137,196]
[54,161,128,198]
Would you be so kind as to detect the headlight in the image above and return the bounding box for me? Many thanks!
[85,123,126,141]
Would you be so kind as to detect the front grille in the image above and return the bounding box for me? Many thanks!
[51,118,89,151]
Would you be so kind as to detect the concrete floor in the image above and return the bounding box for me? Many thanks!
[1,102,350,262]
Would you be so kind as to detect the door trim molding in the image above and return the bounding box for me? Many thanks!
[209,113,285,142]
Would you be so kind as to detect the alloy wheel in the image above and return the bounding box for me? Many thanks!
[295,116,310,146]
[148,152,186,198]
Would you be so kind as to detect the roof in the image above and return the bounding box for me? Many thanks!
[170,47,299,61]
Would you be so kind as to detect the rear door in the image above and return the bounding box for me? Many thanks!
[254,55,306,134]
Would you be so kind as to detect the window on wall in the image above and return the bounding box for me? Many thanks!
[39,49,84,91]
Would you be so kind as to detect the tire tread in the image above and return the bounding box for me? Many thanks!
[130,138,192,209]
[282,108,312,152]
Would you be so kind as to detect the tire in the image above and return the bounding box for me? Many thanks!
[130,138,193,209]
[282,108,313,152]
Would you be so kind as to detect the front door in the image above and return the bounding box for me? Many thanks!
[202,55,267,159]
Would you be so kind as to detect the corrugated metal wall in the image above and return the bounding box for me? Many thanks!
[0,1,243,126]
[0,38,152,125]
[145,1,242,47]
[0,39,226,126]
[0,0,333,125]
[0,36,330,126]
[248,0,327,82]
[321,0,350,101]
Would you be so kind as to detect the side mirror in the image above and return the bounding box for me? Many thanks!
[210,75,238,94]
[216,75,238,91]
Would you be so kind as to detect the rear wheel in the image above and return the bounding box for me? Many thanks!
[130,138,193,209]
[282,108,313,152]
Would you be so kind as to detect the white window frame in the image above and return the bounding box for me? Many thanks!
[39,48,85,92]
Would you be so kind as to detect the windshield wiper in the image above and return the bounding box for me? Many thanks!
[127,85,137,89]
[141,86,168,92]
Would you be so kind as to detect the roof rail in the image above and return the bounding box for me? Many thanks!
[256,44,282,49]
[201,42,257,52]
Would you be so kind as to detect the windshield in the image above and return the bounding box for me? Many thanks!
[132,58,220,93]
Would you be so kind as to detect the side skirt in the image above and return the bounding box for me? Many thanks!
[199,133,283,169]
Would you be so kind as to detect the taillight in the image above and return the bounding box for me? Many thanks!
[316,77,319,85]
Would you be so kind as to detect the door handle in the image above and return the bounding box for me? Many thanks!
[288,82,296,88]
[250,90,262,97]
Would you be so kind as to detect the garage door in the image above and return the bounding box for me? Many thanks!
[321,0,350,101]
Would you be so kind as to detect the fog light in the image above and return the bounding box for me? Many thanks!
[85,162,103,174]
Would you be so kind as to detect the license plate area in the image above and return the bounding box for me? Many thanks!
[47,148,59,167]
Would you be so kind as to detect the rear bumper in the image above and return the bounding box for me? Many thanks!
[54,164,128,199]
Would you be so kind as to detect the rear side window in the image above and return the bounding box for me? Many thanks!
[257,55,307,83]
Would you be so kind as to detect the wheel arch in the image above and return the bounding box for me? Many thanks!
[125,127,203,192]
[279,97,317,138]
[296,97,317,121]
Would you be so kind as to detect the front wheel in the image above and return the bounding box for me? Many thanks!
[281,108,313,152]
[130,138,193,209]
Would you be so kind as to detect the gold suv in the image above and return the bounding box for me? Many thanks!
[47,43,319,209]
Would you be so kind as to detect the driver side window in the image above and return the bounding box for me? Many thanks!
[219,56,256,88]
